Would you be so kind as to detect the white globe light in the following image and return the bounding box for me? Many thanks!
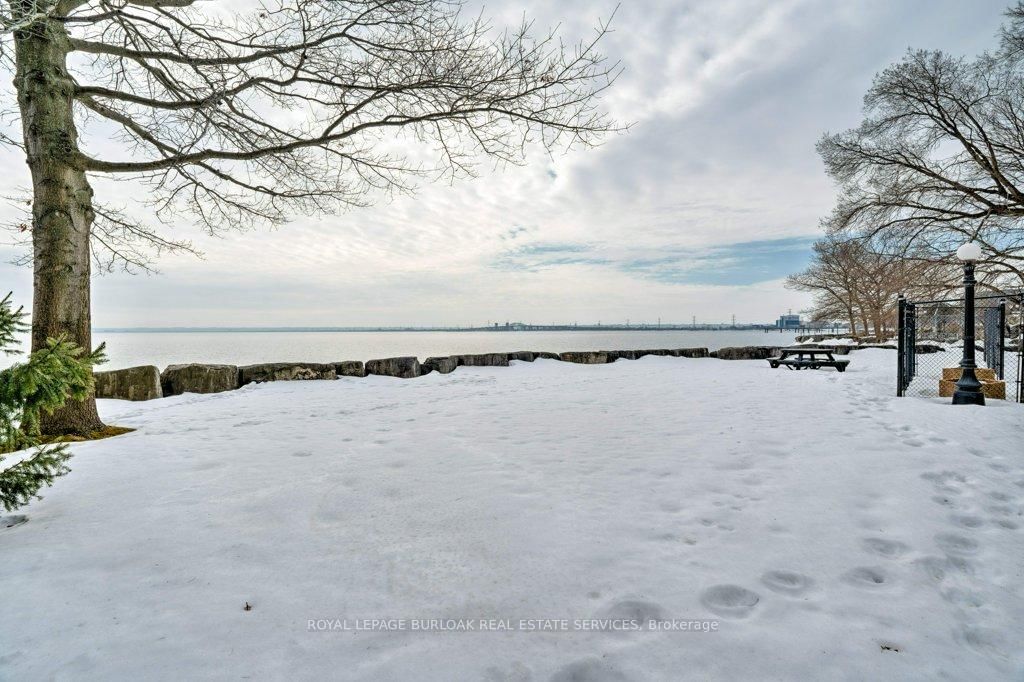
[956,242,982,262]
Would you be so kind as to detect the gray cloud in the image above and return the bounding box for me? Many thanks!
[0,0,1011,326]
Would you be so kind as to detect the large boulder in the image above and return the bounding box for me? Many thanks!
[620,348,708,360]
[633,349,671,359]
[334,361,367,377]
[365,356,421,379]
[606,350,639,361]
[712,346,781,360]
[161,364,239,396]
[559,351,610,364]
[455,353,509,367]
[238,362,337,385]
[506,351,535,362]
[423,356,458,374]
[670,348,709,358]
[94,365,162,401]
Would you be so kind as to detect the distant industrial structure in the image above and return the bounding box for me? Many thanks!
[473,319,830,332]
[776,313,802,329]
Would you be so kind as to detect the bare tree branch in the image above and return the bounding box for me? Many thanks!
[786,237,958,337]
[817,15,1024,289]
[3,0,622,236]
[1,189,201,272]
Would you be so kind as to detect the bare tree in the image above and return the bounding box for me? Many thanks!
[787,238,953,338]
[787,239,864,335]
[0,0,620,434]
[817,3,1024,286]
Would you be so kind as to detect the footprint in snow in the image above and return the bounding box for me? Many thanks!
[650,532,679,542]
[192,460,224,471]
[940,587,985,608]
[548,657,629,681]
[954,625,1007,659]
[760,570,814,596]
[914,556,951,583]
[934,533,979,556]
[841,566,890,588]
[922,471,968,496]
[922,471,967,484]
[949,514,985,529]
[696,516,737,532]
[700,584,760,618]
[913,555,974,583]
[484,661,533,682]
[595,599,667,631]
[862,537,911,559]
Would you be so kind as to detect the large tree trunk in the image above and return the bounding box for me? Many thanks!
[14,8,104,436]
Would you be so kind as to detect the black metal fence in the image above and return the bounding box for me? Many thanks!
[897,292,1024,402]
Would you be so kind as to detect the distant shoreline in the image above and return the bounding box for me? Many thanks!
[94,326,813,334]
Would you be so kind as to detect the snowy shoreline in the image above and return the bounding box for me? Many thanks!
[95,342,899,402]
[3,350,1022,680]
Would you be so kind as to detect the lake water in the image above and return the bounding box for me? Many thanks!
[89,329,801,370]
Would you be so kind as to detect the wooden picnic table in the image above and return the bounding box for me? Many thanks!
[768,346,850,372]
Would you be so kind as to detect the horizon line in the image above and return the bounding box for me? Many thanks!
[91,322,821,333]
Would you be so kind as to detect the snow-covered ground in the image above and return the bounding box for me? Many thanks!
[2,350,1022,680]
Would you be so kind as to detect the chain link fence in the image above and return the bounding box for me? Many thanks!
[897,292,1024,402]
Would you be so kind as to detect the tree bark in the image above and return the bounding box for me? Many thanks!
[14,8,104,435]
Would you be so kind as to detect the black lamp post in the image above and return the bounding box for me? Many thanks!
[952,242,985,406]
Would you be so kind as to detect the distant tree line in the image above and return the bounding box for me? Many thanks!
[789,2,1024,335]
[786,239,954,337]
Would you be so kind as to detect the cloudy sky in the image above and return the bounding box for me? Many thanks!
[0,0,1013,327]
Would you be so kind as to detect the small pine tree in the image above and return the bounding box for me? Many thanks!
[0,293,105,511]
